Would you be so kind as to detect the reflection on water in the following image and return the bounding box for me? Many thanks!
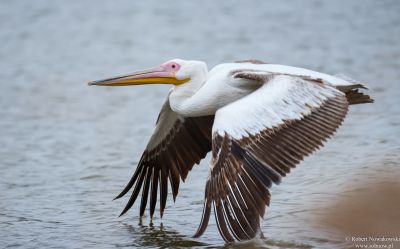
[119,223,208,248]
[1,0,399,248]
[119,222,318,249]
[120,222,315,249]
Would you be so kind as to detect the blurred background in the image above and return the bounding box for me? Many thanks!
[1,1,399,248]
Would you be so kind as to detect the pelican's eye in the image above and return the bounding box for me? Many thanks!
[165,62,180,71]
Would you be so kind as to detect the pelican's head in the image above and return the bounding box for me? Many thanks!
[88,59,207,87]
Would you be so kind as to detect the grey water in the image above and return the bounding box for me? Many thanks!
[1,1,399,248]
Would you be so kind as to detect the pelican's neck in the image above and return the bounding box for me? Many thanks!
[169,71,211,117]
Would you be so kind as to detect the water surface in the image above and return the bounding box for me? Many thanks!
[1,1,399,248]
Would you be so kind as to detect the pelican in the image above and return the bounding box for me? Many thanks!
[89,59,373,242]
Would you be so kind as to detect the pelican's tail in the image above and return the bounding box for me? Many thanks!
[333,74,374,105]
[336,84,374,105]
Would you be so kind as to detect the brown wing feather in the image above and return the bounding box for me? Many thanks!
[194,92,349,242]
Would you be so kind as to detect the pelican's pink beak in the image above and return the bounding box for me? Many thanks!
[88,63,189,86]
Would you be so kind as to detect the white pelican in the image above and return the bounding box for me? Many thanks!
[89,59,373,242]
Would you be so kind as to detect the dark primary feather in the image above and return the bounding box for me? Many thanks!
[115,100,214,218]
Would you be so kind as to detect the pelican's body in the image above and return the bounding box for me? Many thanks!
[169,61,353,117]
[89,59,373,242]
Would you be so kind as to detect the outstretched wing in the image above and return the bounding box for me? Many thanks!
[116,98,214,218]
[194,74,349,242]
